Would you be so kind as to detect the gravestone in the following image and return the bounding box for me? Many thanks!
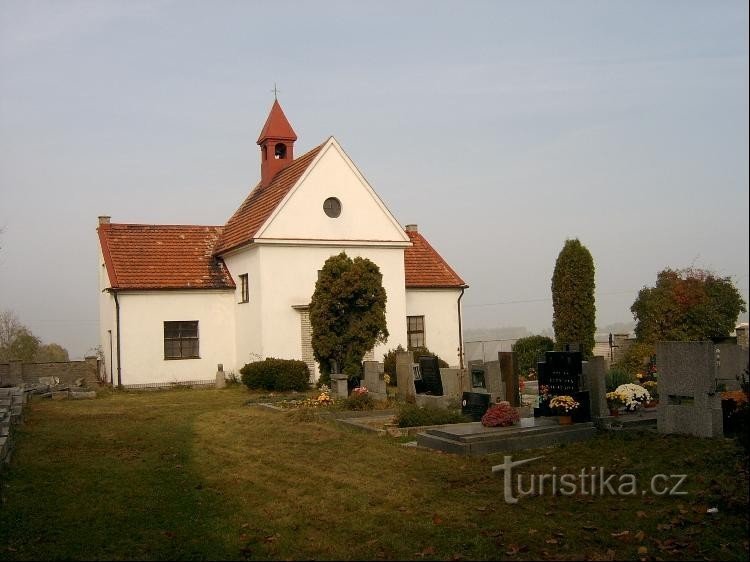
[657,341,724,437]
[415,355,444,396]
[485,360,505,402]
[331,373,349,399]
[439,368,463,402]
[715,343,749,391]
[536,351,590,421]
[363,361,387,401]
[461,391,491,421]
[581,357,607,419]
[215,364,226,389]
[498,352,519,406]
[395,350,416,401]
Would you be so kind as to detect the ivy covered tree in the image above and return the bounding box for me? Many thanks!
[631,267,746,343]
[512,335,554,376]
[551,239,596,358]
[310,252,388,384]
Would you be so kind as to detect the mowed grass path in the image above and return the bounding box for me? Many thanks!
[0,386,747,561]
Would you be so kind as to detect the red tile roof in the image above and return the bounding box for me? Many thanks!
[404,230,466,289]
[214,142,325,254]
[98,224,235,290]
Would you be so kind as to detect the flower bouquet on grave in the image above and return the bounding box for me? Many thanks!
[481,401,520,427]
[606,391,627,416]
[642,381,658,406]
[549,395,580,425]
[615,383,651,411]
[549,395,580,415]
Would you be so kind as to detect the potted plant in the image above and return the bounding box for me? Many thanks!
[642,381,658,407]
[606,391,626,416]
[548,395,580,425]
[614,383,651,412]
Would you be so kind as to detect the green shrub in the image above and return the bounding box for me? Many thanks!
[240,358,310,392]
[337,390,375,411]
[512,335,554,376]
[383,345,449,386]
[395,404,469,428]
[606,367,635,392]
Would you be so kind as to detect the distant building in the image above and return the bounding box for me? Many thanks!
[97,100,468,386]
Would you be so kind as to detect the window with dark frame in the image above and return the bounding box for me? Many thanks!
[239,273,249,303]
[164,321,199,360]
[407,315,425,349]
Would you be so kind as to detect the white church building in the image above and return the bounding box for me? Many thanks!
[97,100,467,386]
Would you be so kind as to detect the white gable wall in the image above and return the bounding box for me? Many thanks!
[258,139,410,243]
[405,288,464,368]
[222,246,264,369]
[256,243,408,378]
[116,290,236,385]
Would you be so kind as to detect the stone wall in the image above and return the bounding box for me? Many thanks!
[0,357,100,387]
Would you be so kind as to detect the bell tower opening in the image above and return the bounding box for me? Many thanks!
[274,143,287,160]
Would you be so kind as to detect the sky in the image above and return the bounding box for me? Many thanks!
[0,0,748,358]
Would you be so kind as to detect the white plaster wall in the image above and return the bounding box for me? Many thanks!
[222,247,264,370]
[405,288,463,368]
[256,243,408,378]
[97,248,116,384]
[258,140,409,243]
[117,291,236,385]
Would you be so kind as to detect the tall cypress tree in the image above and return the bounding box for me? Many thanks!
[551,239,596,358]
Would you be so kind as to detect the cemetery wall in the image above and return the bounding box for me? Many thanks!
[0,357,100,387]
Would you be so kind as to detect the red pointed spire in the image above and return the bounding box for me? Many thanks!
[257,99,297,187]
[257,99,297,144]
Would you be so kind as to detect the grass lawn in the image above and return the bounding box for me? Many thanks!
[0,386,747,561]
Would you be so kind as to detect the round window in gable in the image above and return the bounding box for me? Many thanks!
[323,197,342,218]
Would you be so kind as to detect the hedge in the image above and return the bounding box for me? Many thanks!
[240,358,310,392]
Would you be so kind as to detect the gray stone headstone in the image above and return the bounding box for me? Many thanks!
[582,357,607,419]
[715,343,748,391]
[331,373,349,399]
[395,351,416,401]
[215,364,226,389]
[439,368,462,401]
[657,341,723,438]
[363,361,387,401]
[485,360,505,402]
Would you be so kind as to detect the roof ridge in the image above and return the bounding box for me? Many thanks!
[106,223,225,229]
[213,141,327,255]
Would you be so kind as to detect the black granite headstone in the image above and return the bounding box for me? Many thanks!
[461,391,490,421]
[415,355,443,396]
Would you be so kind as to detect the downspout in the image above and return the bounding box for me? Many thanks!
[457,286,466,369]
[113,290,122,388]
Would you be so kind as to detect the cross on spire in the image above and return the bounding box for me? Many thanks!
[271,83,280,100]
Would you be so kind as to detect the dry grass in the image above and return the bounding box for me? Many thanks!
[0,386,747,560]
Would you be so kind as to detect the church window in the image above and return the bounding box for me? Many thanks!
[323,197,342,218]
[274,143,287,159]
[239,274,249,303]
[407,315,425,349]
[164,321,200,359]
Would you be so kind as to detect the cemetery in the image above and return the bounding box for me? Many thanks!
[0,340,748,560]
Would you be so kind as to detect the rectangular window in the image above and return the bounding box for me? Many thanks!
[239,274,249,303]
[407,315,425,349]
[164,321,199,360]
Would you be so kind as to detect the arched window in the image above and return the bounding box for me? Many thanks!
[262,145,268,161]
[274,143,287,159]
